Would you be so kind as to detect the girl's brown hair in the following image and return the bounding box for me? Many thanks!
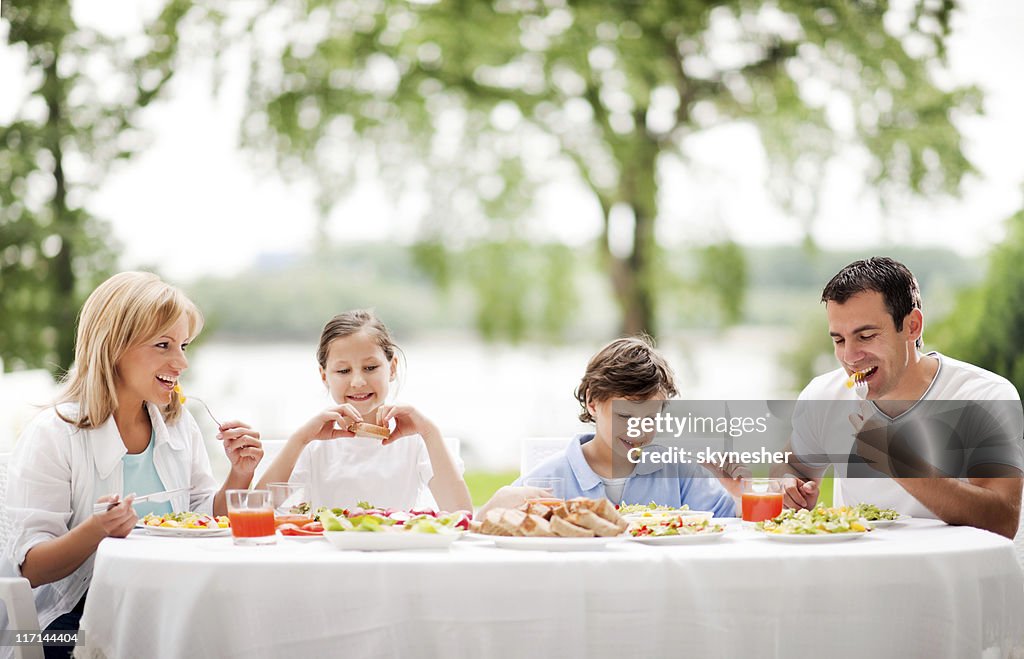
[574,335,677,423]
[316,309,398,369]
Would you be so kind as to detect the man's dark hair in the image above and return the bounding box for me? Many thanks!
[821,256,923,349]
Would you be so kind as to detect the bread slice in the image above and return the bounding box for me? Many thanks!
[499,509,529,536]
[524,502,554,519]
[348,422,390,440]
[549,515,594,538]
[519,514,553,537]
[549,504,570,520]
[481,510,512,536]
[573,509,623,537]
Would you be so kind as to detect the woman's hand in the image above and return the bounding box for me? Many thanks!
[218,420,264,479]
[92,494,138,538]
[292,404,361,445]
[375,404,432,446]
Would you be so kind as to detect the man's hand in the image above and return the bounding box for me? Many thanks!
[781,477,819,510]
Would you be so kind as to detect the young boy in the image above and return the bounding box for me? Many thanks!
[485,336,737,515]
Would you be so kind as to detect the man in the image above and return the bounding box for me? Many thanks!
[775,257,1023,539]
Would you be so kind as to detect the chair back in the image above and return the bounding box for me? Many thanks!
[520,438,568,477]
[0,453,13,553]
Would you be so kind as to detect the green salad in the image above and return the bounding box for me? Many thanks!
[319,510,465,534]
[617,502,690,515]
[850,503,900,521]
[630,517,723,537]
[756,505,871,535]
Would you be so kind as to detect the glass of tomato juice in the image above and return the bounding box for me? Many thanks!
[227,490,276,546]
[741,478,784,524]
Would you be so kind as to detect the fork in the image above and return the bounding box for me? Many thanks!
[189,396,223,428]
[174,384,223,427]
[850,372,869,400]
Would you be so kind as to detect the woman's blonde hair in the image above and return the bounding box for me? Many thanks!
[55,271,204,428]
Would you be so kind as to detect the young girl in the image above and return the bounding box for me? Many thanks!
[3,272,263,649]
[257,310,471,512]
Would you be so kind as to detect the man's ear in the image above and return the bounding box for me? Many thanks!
[905,308,924,342]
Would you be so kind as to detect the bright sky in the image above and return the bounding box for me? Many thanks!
[1,1,1021,281]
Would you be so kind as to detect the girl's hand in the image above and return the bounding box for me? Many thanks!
[218,420,264,478]
[293,405,361,445]
[376,404,431,446]
[92,494,138,538]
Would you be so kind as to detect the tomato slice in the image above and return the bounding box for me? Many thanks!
[279,523,323,536]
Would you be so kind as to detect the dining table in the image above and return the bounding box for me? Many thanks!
[77,518,1024,659]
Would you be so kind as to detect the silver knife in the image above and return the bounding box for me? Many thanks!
[92,487,190,514]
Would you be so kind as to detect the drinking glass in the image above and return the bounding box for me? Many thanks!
[227,489,276,546]
[524,477,565,507]
[741,478,784,523]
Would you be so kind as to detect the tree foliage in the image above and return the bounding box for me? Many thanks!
[931,204,1024,396]
[0,0,193,374]
[231,0,978,338]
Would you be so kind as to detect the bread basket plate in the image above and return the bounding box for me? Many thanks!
[627,529,727,545]
[473,534,623,551]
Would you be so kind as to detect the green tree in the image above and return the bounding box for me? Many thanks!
[0,0,192,374]
[931,205,1024,396]
[232,0,977,337]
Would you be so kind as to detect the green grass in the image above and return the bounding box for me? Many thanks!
[465,470,835,509]
[465,470,519,507]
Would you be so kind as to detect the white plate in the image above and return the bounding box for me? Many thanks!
[627,529,727,545]
[474,534,622,551]
[276,531,324,541]
[141,525,231,538]
[757,531,868,543]
[323,530,461,551]
[623,510,714,524]
[866,515,911,528]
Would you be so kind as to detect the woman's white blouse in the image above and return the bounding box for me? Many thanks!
[3,401,218,630]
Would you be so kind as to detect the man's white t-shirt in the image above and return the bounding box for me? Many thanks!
[793,352,1022,519]
[291,434,462,510]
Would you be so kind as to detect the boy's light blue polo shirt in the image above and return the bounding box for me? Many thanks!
[514,434,736,517]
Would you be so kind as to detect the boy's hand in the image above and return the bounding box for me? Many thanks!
[476,486,549,518]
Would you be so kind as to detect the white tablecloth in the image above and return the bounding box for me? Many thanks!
[79,519,1024,659]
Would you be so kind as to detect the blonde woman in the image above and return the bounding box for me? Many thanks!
[3,272,263,651]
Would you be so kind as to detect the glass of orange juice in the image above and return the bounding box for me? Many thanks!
[227,490,276,546]
[524,478,564,507]
[740,478,784,524]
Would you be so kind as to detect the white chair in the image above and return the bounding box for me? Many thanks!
[519,437,568,478]
[253,439,288,484]
[0,453,44,659]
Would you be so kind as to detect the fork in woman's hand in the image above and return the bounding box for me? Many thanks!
[174,384,223,427]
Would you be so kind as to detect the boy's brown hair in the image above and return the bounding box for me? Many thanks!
[574,335,678,423]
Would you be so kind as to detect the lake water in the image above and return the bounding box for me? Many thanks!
[181,326,799,473]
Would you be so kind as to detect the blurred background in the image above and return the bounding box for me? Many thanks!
[2,0,1023,504]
